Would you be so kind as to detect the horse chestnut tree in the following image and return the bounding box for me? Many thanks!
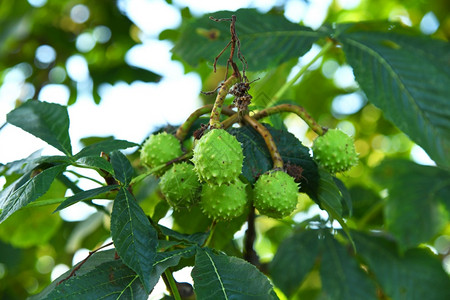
[0,7,449,300]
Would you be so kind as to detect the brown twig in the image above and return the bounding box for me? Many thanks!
[244,206,260,266]
[209,15,246,81]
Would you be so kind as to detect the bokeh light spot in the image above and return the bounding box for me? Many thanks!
[36,255,55,274]
[76,32,96,52]
[332,92,365,116]
[70,4,90,24]
[93,26,112,43]
[420,12,439,35]
[66,55,89,82]
[322,59,339,79]
[49,66,67,83]
[35,45,56,68]
[28,0,47,7]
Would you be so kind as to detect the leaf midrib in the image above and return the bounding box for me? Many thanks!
[204,250,228,300]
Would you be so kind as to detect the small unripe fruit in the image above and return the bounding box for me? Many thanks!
[192,129,244,185]
[254,171,298,219]
[312,129,358,173]
[140,132,183,173]
[200,180,247,221]
[159,162,201,209]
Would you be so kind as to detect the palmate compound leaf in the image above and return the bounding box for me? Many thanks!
[0,164,66,223]
[228,124,319,196]
[336,22,450,169]
[172,8,326,71]
[110,187,158,293]
[192,247,279,300]
[7,100,73,156]
[31,249,147,300]
[353,231,450,300]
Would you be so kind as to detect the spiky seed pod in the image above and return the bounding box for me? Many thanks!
[253,171,299,219]
[159,162,201,209]
[200,180,247,221]
[312,129,358,173]
[192,129,244,185]
[140,132,183,174]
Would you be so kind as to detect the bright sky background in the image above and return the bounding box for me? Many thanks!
[0,0,442,294]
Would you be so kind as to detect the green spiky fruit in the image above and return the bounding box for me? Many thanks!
[312,129,358,173]
[253,171,299,219]
[140,132,182,172]
[200,180,247,220]
[159,162,201,209]
[192,129,244,185]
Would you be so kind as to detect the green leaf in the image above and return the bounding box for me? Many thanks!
[0,164,66,223]
[110,188,158,293]
[320,233,377,300]
[192,247,278,300]
[54,185,119,212]
[38,253,147,299]
[75,156,115,175]
[228,124,319,196]
[7,100,73,156]
[269,230,322,297]
[173,8,325,71]
[0,150,43,176]
[158,225,209,246]
[337,23,450,168]
[149,247,197,292]
[333,177,352,217]
[316,169,355,250]
[30,249,116,299]
[0,178,66,248]
[316,168,342,216]
[353,231,450,300]
[110,151,134,186]
[373,159,450,250]
[75,139,139,159]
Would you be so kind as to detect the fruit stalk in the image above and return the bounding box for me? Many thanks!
[252,103,326,136]
[243,115,283,169]
[175,104,213,141]
[163,269,182,300]
[209,74,239,129]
